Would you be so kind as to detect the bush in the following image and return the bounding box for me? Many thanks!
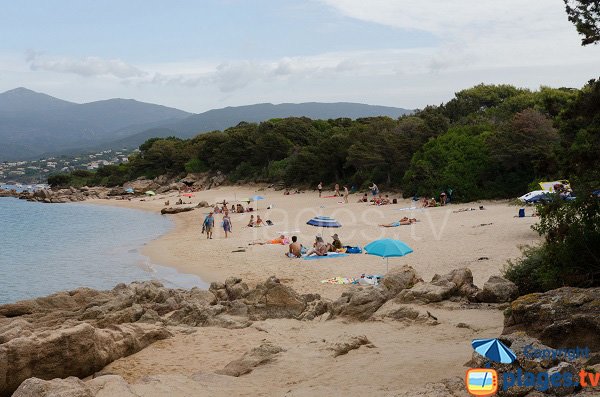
[47,173,72,188]
[504,194,600,293]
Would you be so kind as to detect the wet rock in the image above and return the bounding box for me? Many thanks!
[475,276,519,303]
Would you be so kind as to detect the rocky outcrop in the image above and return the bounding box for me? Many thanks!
[475,275,519,303]
[13,375,136,397]
[380,265,422,298]
[160,206,195,215]
[432,267,480,299]
[504,287,600,351]
[216,342,285,377]
[330,286,387,321]
[329,335,373,357]
[123,178,159,193]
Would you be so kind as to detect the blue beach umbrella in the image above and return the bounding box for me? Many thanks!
[364,238,413,273]
[252,195,265,210]
[125,188,134,194]
[471,338,517,364]
[306,216,341,228]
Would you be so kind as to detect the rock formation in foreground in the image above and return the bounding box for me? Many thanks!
[4,266,593,396]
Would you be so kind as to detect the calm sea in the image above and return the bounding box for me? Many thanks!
[0,197,206,304]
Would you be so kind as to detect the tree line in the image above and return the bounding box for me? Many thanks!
[49,79,600,202]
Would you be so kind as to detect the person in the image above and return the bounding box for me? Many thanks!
[343,186,349,203]
[358,193,368,203]
[305,236,328,256]
[440,192,447,206]
[250,234,287,245]
[230,204,236,213]
[369,183,379,196]
[287,236,302,258]
[255,215,265,226]
[379,217,418,227]
[222,214,232,238]
[317,182,323,198]
[236,203,245,213]
[383,195,391,205]
[427,197,437,207]
[203,212,215,239]
[334,183,340,197]
[329,233,343,251]
[247,214,255,227]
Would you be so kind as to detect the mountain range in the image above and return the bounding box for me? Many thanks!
[0,88,411,161]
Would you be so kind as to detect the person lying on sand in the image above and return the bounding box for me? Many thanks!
[286,236,303,258]
[305,236,328,256]
[379,217,418,227]
[250,234,288,245]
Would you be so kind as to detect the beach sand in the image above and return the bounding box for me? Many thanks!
[88,186,541,396]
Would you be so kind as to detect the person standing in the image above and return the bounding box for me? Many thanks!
[203,212,215,239]
[334,183,340,197]
[317,182,323,197]
[222,213,232,238]
[343,185,349,203]
[369,182,379,196]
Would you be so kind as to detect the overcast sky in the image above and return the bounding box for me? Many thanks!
[1,0,598,113]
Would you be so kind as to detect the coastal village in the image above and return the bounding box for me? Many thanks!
[0,148,135,184]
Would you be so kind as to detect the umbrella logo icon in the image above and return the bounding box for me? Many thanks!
[471,338,516,364]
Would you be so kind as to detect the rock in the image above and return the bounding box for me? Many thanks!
[330,286,387,321]
[244,276,306,320]
[381,265,421,298]
[123,179,159,193]
[547,362,578,396]
[396,280,457,303]
[12,377,93,397]
[504,287,600,352]
[475,276,519,303]
[160,207,195,215]
[216,342,284,377]
[330,335,372,357]
[225,277,249,300]
[395,377,470,396]
[370,300,437,324]
[0,323,170,396]
[432,268,480,299]
[196,200,209,208]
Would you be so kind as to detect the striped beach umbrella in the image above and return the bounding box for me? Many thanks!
[306,216,341,228]
[471,338,517,364]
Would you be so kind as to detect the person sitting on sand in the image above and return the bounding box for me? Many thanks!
[358,193,368,203]
[236,203,245,213]
[287,236,302,258]
[230,204,236,213]
[329,233,343,252]
[247,215,255,227]
[426,198,437,207]
[383,195,391,205]
[379,217,418,227]
[305,236,328,256]
[250,234,288,245]
[255,215,265,227]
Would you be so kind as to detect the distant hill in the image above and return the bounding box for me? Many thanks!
[0,87,412,160]
[100,102,413,150]
[0,88,190,160]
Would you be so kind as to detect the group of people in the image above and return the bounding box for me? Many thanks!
[317,182,350,203]
[286,233,344,258]
[202,211,232,239]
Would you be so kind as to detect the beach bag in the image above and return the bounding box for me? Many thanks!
[345,246,362,254]
[518,208,525,218]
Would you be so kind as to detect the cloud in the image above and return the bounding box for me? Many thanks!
[26,52,146,79]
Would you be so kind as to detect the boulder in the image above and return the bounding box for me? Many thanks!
[475,276,519,303]
[244,276,306,320]
[396,280,457,303]
[216,342,284,377]
[370,300,437,324]
[123,179,158,193]
[381,265,421,298]
[431,268,479,299]
[330,286,387,321]
[504,287,600,352]
[160,207,195,215]
[12,377,93,397]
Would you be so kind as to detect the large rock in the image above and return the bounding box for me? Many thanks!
[330,286,387,321]
[216,342,284,377]
[0,323,170,396]
[475,275,519,303]
[504,287,600,352]
[13,375,137,397]
[244,276,306,320]
[370,300,437,324]
[396,279,457,303]
[381,265,421,298]
[123,179,159,193]
[432,268,479,299]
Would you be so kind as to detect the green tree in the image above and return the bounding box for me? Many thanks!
[564,0,600,45]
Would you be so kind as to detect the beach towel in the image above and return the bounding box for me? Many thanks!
[320,277,358,284]
[303,253,349,260]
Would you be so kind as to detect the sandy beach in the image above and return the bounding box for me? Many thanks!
[83,187,542,396]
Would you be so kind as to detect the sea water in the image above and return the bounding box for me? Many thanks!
[0,197,206,304]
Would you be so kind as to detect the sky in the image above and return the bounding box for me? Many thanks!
[1,0,599,113]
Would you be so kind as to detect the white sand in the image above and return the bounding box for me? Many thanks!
[88,186,541,396]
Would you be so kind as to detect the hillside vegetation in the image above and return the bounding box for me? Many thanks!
[50,79,600,201]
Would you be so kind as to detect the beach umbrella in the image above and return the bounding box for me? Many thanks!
[364,238,413,273]
[125,188,134,194]
[145,190,156,196]
[471,338,516,364]
[252,195,265,210]
[306,216,341,228]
